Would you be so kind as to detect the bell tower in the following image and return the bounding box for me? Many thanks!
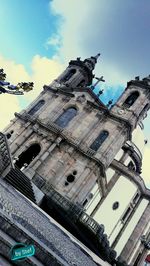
[111,75,150,130]
[51,53,100,88]
[3,54,106,205]
[2,54,150,266]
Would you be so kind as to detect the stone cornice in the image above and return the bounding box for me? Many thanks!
[86,100,108,111]
[107,112,132,140]
[43,85,75,97]
[14,112,106,178]
[127,80,150,91]
[43,85,107,110]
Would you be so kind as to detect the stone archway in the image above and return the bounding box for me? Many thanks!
[15,143,41,169]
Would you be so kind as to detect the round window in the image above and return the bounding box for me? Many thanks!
[112,201,119,210]
[89,193,94,199]
[73,170,77,175]
[67,175,75,183]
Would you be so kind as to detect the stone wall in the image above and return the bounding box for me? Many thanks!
[0,178,110,266]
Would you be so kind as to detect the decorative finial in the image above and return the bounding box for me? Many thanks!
[144,74,150,80]
[142,74,150,85]
[135,76,140,80]
[107,99,113,107]
[98,89,104,97]
[94,53,101,60]
[83,53,101,71]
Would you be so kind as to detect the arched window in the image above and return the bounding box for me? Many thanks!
[77,79,85,87]
[6,130,14,139]
[123,91,139,108]
[55,107,77,128]
[90,130,109,151]
[61,69,76,82]
[6,133,11,139]
[28,99,45,115]
[15,143,41,169]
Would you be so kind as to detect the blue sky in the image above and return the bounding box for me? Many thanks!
[1,0,150,104]
[1,0,150,77]
[0,0,150,186]
[0,0,127,109]
[0,0,60,71]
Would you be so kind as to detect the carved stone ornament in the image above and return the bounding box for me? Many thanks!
[76,95,86,103]
[117,109,125,115]
[112,201,119,210]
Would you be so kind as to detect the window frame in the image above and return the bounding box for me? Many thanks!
[55,106,77,128]
[90,130,109,152]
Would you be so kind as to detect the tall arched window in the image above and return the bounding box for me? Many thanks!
[28,99,45,115]
[55,107,77,128]
[123,91,139,108]
[61,69,76,82]
[15,143,41,169]
[90,130,109,151]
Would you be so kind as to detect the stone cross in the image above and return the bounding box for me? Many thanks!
[93,76,105,87]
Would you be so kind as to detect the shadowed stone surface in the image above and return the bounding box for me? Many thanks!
[0,179,109,266]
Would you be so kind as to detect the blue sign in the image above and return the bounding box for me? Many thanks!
[10,243,35,261]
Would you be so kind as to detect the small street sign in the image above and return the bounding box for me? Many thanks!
[11,244,35,261]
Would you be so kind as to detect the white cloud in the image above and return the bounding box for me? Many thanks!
[0,54,30,130]
[0,54,64,130]
[0,55,30,84]
[49,0,130,86]
[50,0,95,62]
[0,93,20,130]
[45,34,61,50]
[25,54,64,102]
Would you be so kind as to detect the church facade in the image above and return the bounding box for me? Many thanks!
[1,54,150,265]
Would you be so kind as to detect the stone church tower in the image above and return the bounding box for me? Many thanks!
[1,54,150,265]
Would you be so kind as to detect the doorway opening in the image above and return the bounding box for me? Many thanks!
[15,143,41,169]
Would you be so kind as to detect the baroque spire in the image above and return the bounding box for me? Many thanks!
[83,53,101,71]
